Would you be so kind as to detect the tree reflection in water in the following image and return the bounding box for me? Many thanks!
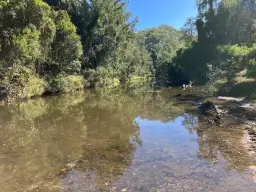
[181,111,256,172]
[0,87,255,192]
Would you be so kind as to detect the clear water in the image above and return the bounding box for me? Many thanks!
[0,88,255,192]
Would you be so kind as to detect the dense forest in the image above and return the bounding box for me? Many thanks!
[169,0,256,88]
[0,0,256,101]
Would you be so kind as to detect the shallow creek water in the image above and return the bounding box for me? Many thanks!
[0,88,255,192]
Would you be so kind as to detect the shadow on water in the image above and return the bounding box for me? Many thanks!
[0,87,255,192]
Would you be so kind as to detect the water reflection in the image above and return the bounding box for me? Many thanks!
[0,94,88,192]
[0,88,255,192]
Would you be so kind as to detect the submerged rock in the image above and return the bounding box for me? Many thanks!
[198,101,219,115]
[191,100,202,106]
[198,101,221,124]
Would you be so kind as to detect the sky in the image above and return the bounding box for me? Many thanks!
[127,0,198,30]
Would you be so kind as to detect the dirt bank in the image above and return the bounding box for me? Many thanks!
[213,97,256,153]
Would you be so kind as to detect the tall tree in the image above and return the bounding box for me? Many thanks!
[197,0,218,15]
[138,25,184,84]
[181,17,197,45]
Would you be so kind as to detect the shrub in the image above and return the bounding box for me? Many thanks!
[47,75,84,93]
[83,67,119,88]
[248,59,256,78]
[49,10,83,75]
[216,44,256,79]
[20,75,46,98]
[0,65,46,100]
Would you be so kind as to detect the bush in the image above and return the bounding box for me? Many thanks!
[127,75,149,85]
[0,0,84,101]
[47,75,84,93]
[216,44,256,79]
[0,65,46,100]
[84,67,120,88]
[248,59,256,78]
[20,75,46,98]
[49,10,83,75]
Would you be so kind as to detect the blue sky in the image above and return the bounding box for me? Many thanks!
[127,0,198,30]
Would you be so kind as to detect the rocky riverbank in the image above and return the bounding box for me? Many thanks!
[204,97,256,154]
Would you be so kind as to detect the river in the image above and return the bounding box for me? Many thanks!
[0,87,255,192]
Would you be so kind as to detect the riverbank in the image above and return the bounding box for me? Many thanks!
[0,75,152,105]
[214,97,256,154]
[172,87,256,155]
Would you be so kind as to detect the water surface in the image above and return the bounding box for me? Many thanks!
[0,88,255,192]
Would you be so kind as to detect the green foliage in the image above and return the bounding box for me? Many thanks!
[43,0,152,88]
[83,36,151,88]
[84,67,117,88]
[213,44,256,79]
[167,0,256,88]
[5,0,255,100]
[128,76,150,86]
[168,42,215,85]
[108,37,152,83]
[13,27,42,65]
[48,75,84,93]
[20,74,46,98]
[248,59,256,78]
[0,0,84,100]
[138,25,184,85]
[218,44,251,58]
[138,25,184,64]
[0,0,54,66]
[1,65,46,99]
[180,17,198,46]
[0,0,8,7]
[49,10,82,75]
[82,0,136,69]
[247,44,256,78]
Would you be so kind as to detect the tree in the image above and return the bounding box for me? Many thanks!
[0,0,84,99]
[108,35,151,82]
[138,25,184,85]
[167,0,256,86]
[49,10,82,76]
[197,0,218,15]
[82,0,136,70]
[181,17,197,46]
[0,0,56,70]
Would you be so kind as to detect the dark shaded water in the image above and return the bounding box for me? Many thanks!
[0,87,255,192]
